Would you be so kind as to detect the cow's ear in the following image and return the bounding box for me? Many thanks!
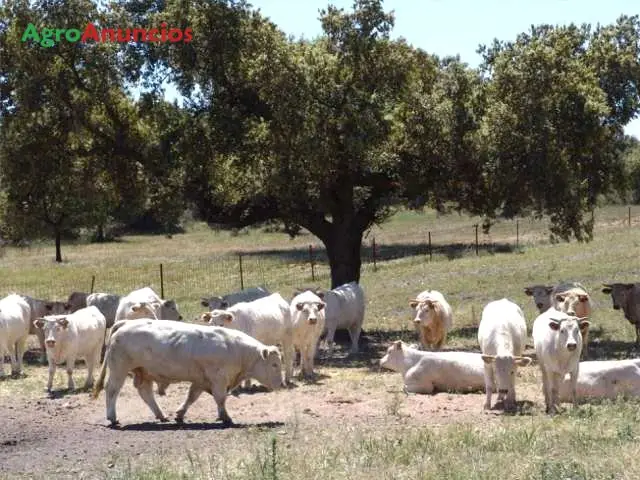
[555,294,565,302]
[393,340,403,350]
[578,294,589,303]
[261,347,269,360]
[200,299,209,307]
[316,291,325,299]
[317,302,325,311]
[602,287,612,294]
[481,355,495,364]
[57,317,69,328]
[200,312,212,322]
[548,320,561,331]
[545,286,554,294]
[64,303,72,310]
[524,288,533,296]
[223,312,234,323]
[163,300,176,308]
[34,318,45,329]
[579,320,590,333]
[220,301,228,309]
[409,300,418,308]
[515,356,532,367]
[130,302,142,312]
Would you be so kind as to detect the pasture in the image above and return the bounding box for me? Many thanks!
[3,205,640,479]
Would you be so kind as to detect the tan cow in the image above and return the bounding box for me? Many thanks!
[551,283,592,358]
[409,290,453,350]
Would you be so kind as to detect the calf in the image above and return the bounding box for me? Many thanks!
[316,282,365,354]
[379,341,485,394]
[478,299,531,411]
[0,294,32,377]
[602,283,640,344]
[22,296,71,363]
[114,287,182,322]
[558,359,640,402]
[532,308,589,414]
[409,290,453,350]
[290,290,326,378]
[201,286,271,310]
[203,292,293,386]
[92,319,283,426]
[34,305,106,393]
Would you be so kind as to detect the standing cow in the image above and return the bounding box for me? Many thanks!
[114,287,182,323]
[66,292,89,313]
[92,319,283,426]
[532,308,589,414]
[203,292,293,386]
[0,294,32,377]
[200,286,271,311]
[551,283,592,357]
[602,283,640,344]
[290,290,326,378]
[22,296,71,363]
[478,299,531,411]
[34,305,106,393]
[523,285,554,312]
[315,282,365,354]
[87,293,122,329]
[409,290,453,350]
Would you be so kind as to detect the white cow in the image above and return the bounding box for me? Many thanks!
[203,292,293,386]
[478,299,532,411]
[315,282,365,354]
[379,341,486,394]
[558,359,640,402]
[0,294,32,377]
[34,305,106,393]
[87,293,122,329]
[532,308,590,414]
[290,290,326,378]
[92,319,283,426]
[409,290,453,350]
[114,287,182,323]
[22,296,71,363]
[200,286,271,310]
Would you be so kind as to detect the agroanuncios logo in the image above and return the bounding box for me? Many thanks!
[21,22,193,48]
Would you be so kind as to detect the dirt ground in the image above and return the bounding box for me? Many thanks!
[0,334,539,479]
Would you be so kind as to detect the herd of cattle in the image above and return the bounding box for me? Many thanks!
[1,279,640,425]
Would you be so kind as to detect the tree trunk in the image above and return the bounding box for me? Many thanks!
[54,229,62,263]
[95,224,105,242]
[324,222,363,289]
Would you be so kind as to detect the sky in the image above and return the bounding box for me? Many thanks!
[164,0,640,138]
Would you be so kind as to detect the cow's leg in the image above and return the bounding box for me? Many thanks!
[581,329,589,359]
[283,341,294,385]
[13,337,27,376]
[46,358,56,393]
[569,368,579,408]
[36,329,47,364]
[83,348,101,389]
[302,342,316,378]
[325,325,337,352]
[156,381,169,396]
[348,323,362,354]
[175,384,203,423]
[549,372,561,415]
[8,341,19,376]
[539,364,551,413]
[132,370,167,422]
[210,382,232,425]
[636,324,640,346]
[0,343,6,377]
[66,356,76,391]
[105,368,128,426]
[483,363,494,410]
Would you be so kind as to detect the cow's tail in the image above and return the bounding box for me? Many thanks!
[92,320,127,399]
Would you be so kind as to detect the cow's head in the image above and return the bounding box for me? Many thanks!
[481,354,531,403]
[410,298,437,327]
[548,316,590,353]
[36,316,70,349]
[251,346,283,391]
[379,340,406,372]
[206,309,234,327]
[524,285,554,312]
[292,291,325,326]
[602,283,636,312]
[554,291,590,317]
[160,299,183,321]
[129,301,158,320]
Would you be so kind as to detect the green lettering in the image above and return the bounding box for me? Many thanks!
[55,29,66,42]
[40,28,55,48]
[65,29,81,42]
[20,23,40,43]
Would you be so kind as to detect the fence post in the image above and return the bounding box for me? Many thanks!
[239,254,244,290]
[159,264,164,299]
[309,245,315,281]
[629,206,632,227]
[372,237,377,272]
[428,231,432,262]
[516,220,519,250]
[474,224,479,256]
[90,275,95,294]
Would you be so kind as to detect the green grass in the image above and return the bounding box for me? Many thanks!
[4,204,640,479]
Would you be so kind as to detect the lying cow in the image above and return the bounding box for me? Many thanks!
[114,287,182,323]
[290,290,326,378]
[478,299,531,411]
[22,296,71,363]
[34,305,106,393]
[0,294,32,377]
[200,286,271,310]
[92,319,283,426]
[532,308,590,414]
[602,283,640,344]
[203,292,293,386]
[409,290,453,350]
[379,340,485,394]
[558,359,640,402]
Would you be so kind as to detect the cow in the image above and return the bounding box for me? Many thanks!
[87,293,122,329]
[558,359,640,402]
[0,294,32,377]
[409,290,453,350]
[532,308,590,414]
[22,296,71,363]
[379,341,486,394]
[290,290,326,379]
[523,285,554,312]
[200,286,271,311]
[477,299,532,411]
[314,282,365,354]
[202,292,293,386]
[92,319,283,426]
[114,287,182,323]
[551,283,592,358]
[602,283,640,344]
[34,305,106,394]
[66,291,89,313]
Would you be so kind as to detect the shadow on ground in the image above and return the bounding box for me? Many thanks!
[112,420,285,431]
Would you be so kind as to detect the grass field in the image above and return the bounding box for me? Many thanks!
[3,205,640,479]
